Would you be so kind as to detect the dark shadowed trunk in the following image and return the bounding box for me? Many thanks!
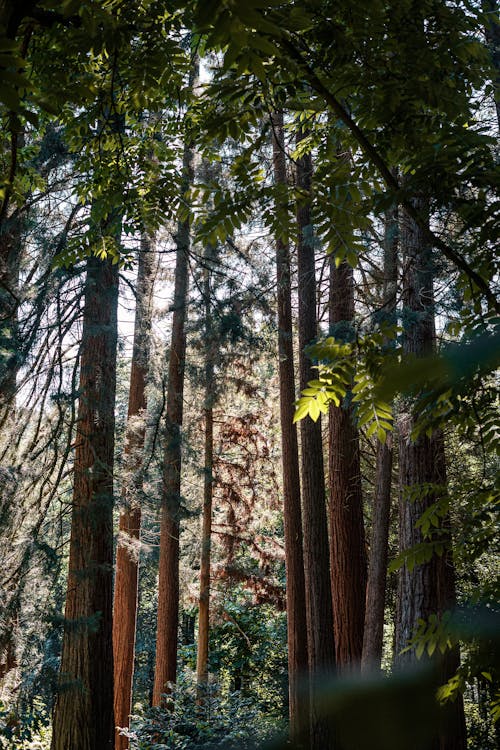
[296,133,335,749]
[482,0,500,130]
[394,200,466,750]
[362,205,398,672]
[0,208,21,427]
[196,247,215,698]
[51,253,119,750]
[272,111,309,739]
[0,201,22,681]
[113,234,156,749]
[328,258,367,669]
[153,56,199,705]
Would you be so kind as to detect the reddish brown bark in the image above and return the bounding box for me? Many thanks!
[113,234,156,749]
[296,135,335,749]
[362,205,398,672]
[153,59,198,705]
[272,111,309,739]
[51,254,119,750]
[328,259,367,669]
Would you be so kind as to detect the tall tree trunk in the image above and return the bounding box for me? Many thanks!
[113,234,156,750]
[51,253,119,750]
[328,259,367,669]
[152,56,199,705]
[271,111,309,739]
[482,0,500,130]
[0,209,21,427]
[195,249,215,699]
[0,203,22,682]
[361,205,398,672]
[394,200,466,750]
[296,134,336,749]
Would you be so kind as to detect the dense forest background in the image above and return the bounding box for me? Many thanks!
[0,1,499,749]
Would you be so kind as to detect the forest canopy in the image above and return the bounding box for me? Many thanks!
[0,1,499,749]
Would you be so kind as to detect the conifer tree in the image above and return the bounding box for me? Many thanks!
[362,205,398,671]
[296,135,335,749]
[113,234,156,749]
[328,257,367,668]
[394,202,466,750]
[153,56,199,704]
[195,244,216,697]
[271,110,308,738]
[51,252,119,750]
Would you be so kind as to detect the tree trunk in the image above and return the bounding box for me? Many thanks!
[394,201,466,750]
[0,200,22,683]
[196,246,215,699]
[0,211,21,426]
[113,234,156,750]
[361,205,398,672]
[152,57,198,705]
[271,111,309,739]
[328,259,367,669]
[482,0,500,130]
[296,134,336,749]
[51,253,119,750]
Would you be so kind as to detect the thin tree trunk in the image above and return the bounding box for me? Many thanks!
[296,133,335,749]
[394,201,466,750]
[361,205,398,672]
[0,202,22,681]
[51,253,119,750]
[328,259,367,669]
[113,234,156,750]
[271,111,309,739]
[195,246,215,698]
[0,211,21,425]
[152,56,199,705]
[482,0,500,130]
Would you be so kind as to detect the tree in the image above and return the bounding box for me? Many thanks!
[195,243,216,697]
[295,135,336,748]
[153,55,199,705]
[394,201,466,750]
[328,256,367,669]
[482,0,500,130]
[362,204,398,672]
[51,251,119,750]
[113,233,156,750]
[271,110,308,737]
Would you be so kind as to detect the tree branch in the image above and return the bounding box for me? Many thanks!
[280,37,499,313]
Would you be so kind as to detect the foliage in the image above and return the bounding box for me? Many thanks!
[0,0,499,747]
[293,327,395,444]
[126,676,282,750]
[0,698,50,750]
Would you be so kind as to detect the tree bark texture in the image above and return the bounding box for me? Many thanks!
[395,202,466,750]
[113,234,156,750]
[296,134,336,749]
[0,185,22,429]
[328,259,367,669]
[0,201,22,682]
[483,0,500,130]
[51,254,118,750]
[362,205,398,672]
[153,57,198,705]
[395,199,440,666]
[272,111,309,740]
[196,247,215,697]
